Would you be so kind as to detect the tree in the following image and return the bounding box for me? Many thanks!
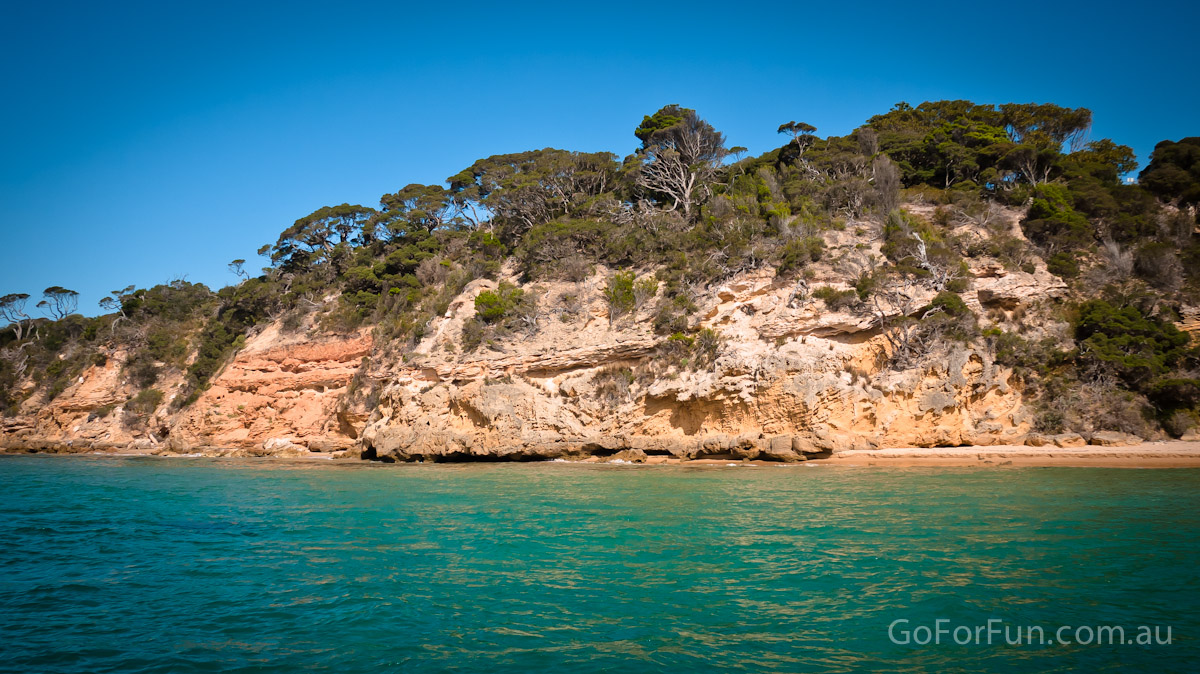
[1002,141,1061,185]
[872,155,901,213]
[1075,300,1193,388]
[98,285,137,334]
[269,203,376,270]
[632,105,727,221]
[1020,184,1092,251]
[37,286,78,320]
[228,259,249,281]
[866,100,1009,186]
[447,149,617,242]
[0,293,31,340]
[1077,140,1138,182]
[377,184,462,238]
[778,121,817,150]
[1138,137,1200,207]
[1000,103,1092,151]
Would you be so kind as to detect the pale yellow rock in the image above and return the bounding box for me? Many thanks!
[0,204,1087,461]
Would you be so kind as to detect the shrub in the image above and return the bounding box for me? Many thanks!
[777,236,824,276]
[1021,184,1092,250]
[593,366,635,405]
[1074,300,1193,388]
[632,277,659,311]
[127,355,161,388]
[693,328,724,368]
[474,291,508,323]
[1163,409,1197,438]
[926,291,970,317]
[91,403,116,420]
[604,272,636,323]
[1134,242,1182,289]
[1047,252,1079,279]
[812,286,859,311]
[473,284,524,324]
[126,388,164,415]
[461,319,485,352]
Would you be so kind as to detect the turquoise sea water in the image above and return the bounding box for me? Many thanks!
[0,456,1197,673]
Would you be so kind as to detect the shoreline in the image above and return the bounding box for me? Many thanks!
[808,442,1200,468]
[4,441,1200,468]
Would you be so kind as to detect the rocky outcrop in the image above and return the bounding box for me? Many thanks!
[4,205,1127,461]
[167,324,371,453]
[351,266,1035,463]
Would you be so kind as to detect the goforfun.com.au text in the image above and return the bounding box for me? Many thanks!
[888,619,1173,646]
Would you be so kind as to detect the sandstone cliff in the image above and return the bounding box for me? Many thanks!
[2,203,1099,462]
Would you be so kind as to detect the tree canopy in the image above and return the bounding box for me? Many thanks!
[1139,137,1200,207]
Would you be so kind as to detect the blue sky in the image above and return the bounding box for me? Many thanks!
[2,0,1197,315]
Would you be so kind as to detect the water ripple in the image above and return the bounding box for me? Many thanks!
[0,456,1197,672]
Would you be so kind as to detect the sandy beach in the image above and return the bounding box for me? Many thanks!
[809,442,1200,468]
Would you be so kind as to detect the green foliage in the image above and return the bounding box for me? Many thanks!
[461,283,533,352]
[474,284,524,324]
[377,184,461,236]
[916,291,977,342]
[1047,252,1080,279]
[1138,137,1200,207]
[881,210,963,287]
[1021,183,1092,249]
[991,331,1065,377]
[516,219,631,280]
[777,236,824,276]
[635,105,688,145]
[447,149,619,244]
[126,388,164,415]
[926,291,970,317]
[812,286,859,311]
[1074,300,1193,388]
[270,203,376,271]
[693,328,724,368]
[867,100,1011,189]
[604,272,637,320]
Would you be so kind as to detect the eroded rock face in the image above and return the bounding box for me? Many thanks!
[0,350,173,452]
[3,208,1078,460]
[974,270,1067,309]
[354,267,1034,462]
[168,324,371,452]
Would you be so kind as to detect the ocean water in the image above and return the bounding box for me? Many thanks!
[0,456,1197,673]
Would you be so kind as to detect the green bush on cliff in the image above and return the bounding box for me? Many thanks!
[812,286,858,311]
[776,236,824,276]
[1073,299,1193,388]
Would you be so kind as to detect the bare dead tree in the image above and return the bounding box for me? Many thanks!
[871,155,901,214]
[1,342,32,379]
[635,148,705,219]
[909,231,962,291]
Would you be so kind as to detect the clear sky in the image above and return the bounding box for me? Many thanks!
[2,0,1197,316]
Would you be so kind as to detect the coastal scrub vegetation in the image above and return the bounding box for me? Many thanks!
[2,102,1199,437]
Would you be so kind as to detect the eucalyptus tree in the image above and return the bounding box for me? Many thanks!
[269,203,376,271]
[0,293,31,339]
[228,259,249,281]
[631,105,727,221]
[1139,137,1200,207]
[447,149,618,242]
[37,287,78,320]
[778,121,817,151]
[376,184,462,238]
